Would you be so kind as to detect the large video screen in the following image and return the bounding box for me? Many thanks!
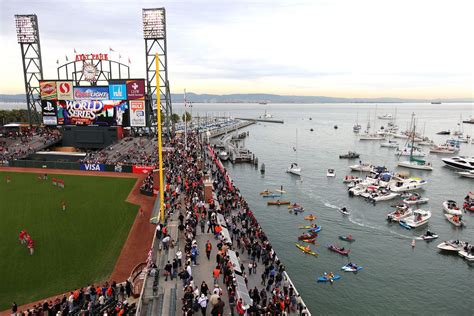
[39,79,146,127]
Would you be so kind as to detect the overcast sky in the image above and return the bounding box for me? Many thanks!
[0,0,473,98]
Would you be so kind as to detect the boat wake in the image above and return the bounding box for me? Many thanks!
[348,215,413,240]
[324,202,340,209]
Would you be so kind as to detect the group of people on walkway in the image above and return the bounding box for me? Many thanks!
[157,130,310,315]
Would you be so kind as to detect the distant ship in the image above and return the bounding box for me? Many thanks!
[463,117,474,124]
[258,101,267,105]
[431,101,442,104]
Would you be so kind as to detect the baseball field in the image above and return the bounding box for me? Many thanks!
[0,171,138,310]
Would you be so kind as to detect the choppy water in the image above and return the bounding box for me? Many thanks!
[177,102,474,315]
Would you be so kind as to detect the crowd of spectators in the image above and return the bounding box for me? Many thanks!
[0,127,61,162]
[140,172,154,195]
[152,130,310,315]
[11,281,136,316]
[81,137,158,166]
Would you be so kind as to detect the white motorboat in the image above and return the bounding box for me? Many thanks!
[353,124,362,133]
[402,193,429,205]
[327,169,336,177]
[397,159,433,171]
[387,205,413,222]
[370,191,399,202]
[395,146,426,157]
[377,113,394,120]
[458,249,474,261]
[359,134,385,141]
[437,240,468,252]
[380,140,399,148]
[390,177,427,192]
[444,214,465,227]
[218,150,229,161]
[348,183,370,196]
[429,145,458,154]
[442,200,462,215]
[287,163,301,176]
[350,163,374,172]
[400,209,431,228]
[457,170,474,179]
[442,156,474,170]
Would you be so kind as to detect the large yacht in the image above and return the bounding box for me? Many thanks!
[441,156,474,170]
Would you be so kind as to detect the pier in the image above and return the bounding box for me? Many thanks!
[236,117,285,124]
[207,120,256,139]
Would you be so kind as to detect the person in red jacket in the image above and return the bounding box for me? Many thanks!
[236,298,246,315]
[27,239,34,255]
[19,230,26,244]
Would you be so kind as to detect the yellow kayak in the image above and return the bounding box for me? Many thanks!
[260,190,272,195]
[298,224,318,229]
[295,243,318,256]
[304,215,316,221]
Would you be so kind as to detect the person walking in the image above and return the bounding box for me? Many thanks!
[205,240,212,260]
[164,261,172,281]
[211,297,225,316]
[197,294,208,316]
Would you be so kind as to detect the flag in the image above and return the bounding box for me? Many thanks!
[73,48,77,53]
[128,57,131,64]
[119,54,122,59]
[65,55,68,61]
[56,59,59,64]
[109,47,115,52]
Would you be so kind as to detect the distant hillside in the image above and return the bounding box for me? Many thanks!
[1,93,471,105]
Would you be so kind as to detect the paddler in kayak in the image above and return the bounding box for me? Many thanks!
[304,245,311,252]
[347,235,353,241]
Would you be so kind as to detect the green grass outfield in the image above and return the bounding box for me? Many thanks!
[0,171,138,310]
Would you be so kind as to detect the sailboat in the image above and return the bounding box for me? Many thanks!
[287,129,302,176]
[359,111,384,140]
[353,111,361,133]
[397,113,433,171]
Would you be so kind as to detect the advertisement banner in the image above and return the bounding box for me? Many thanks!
[109,83,127,100]
[80,163,105,171]
[40,81,57,100]
[57,100,128,126]
[129,100,146,127]
[56,81,74,100]
[132,165,155,174]
[126,80,145,100]
[41,100,57,116]
[43,116,58,125]
[73,86,109,100]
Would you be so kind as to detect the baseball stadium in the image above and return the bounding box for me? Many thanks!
[1,6,312,316]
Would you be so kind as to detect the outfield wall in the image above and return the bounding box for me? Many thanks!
[6,160,141,173]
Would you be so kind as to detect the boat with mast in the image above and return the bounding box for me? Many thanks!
[397,114,433,170]
[287,129,301,176]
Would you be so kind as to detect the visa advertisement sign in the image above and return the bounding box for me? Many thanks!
[80,163,105,171]
[73,86,109,100]
[109,84,127,100]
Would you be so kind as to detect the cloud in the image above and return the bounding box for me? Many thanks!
[0,0,473,98]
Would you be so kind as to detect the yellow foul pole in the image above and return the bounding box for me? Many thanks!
[155,53,165,223]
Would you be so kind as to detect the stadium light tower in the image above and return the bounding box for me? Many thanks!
[142,8,173,134]
[15,14,43,125]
